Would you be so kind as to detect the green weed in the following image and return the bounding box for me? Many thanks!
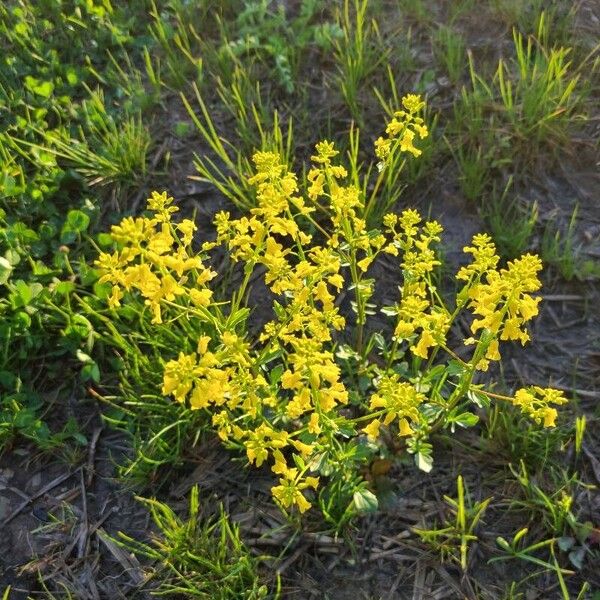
[333,0,386,125]
[484,403,566,472]
[541,206,600,281]
[493,529,577,598]
[414,475,492,570]
[483,177,538,259]
[0,0,153,452]
[509,461,583,537]
[463,16,587,154]
[432,25,466,84]
[182,82,292,211]
[493,0,576,46]
[148,0,204,91]
[116,486,280,598]
[447,142,491,202]
[397,0,431,25]
[39,93,150,200]
[217,0,340,94]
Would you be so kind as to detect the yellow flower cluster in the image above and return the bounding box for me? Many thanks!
[307,140,384,266]
[213,150,357,513]
[362,374,426,441]
[383,210,450,359]
[375,94,429,165]
[512,387,568,427]
[271,469,320,514]
[162,337,232,409]
[458,233,542,370]
[95,191,215,324]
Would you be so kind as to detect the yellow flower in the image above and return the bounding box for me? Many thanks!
[291,439,314,457]
[177,219,196,246]
[308,412,321,434]
[402,94,426,113]
[327,273,344,289]
[147,223,174,256]
[362,419,381,441]
[244,424,289,468]
[108,285,123,308]
[271,449,290,476]
[307,168,325,199]
[162,352,198,403]
[357,256,373,272]
[399,129,421,157]
[147,191,178,222]
[412,328,435,359]
[110,216,149,245]
[287,388,311,419]
[282,369,303,390]
[271,469,319,514]
[512,387,568,427]
[376,95,428,166]
[313,280,334,311]
[375,136,391,160]
[311,140,339,164]
[370,375,425,429]
[457,234,499,281]
[465,252,543,346]
[398,418,413,436]
[189,288,212,307]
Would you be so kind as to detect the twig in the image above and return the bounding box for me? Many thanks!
[542,295,586,301]
[86,426,103,487]
[96,528,146,585]
[276,542,311,575]
[77,469,89,559]
[1,468,80,527]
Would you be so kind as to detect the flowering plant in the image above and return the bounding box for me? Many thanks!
[94,95,566,525]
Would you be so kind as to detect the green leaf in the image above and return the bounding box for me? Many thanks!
[370,332,386,350]
[97,233,113,247]
[76,349,93,364]
[54,281,76,296]
[4,249,21,267]
[61,210,90,243]
[513,527,528,545]
[495,536,511,551]
[65,67,79,86]
[173,121,191,137]
[568,547,586,570]
[225,308,250,329]
[416,451,433,473]
[81,362,100,383]
[446,360,466,377]
[467,389,490,408]
[558,536,575,552]
[25,76,54,98]
[336,344,359,361]
[353,488,378,514]
[10,281,44,307]
[66,210,90,232]
[270,364,284,386]
[0,257,13,285]
[453,412,480,428]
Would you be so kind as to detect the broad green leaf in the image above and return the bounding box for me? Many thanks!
[0,257,13,285]
[65,210,90,233]
[453,412,480,428]
[353,488,378,513]
[416,451,433,473]
[25,76,54,98]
